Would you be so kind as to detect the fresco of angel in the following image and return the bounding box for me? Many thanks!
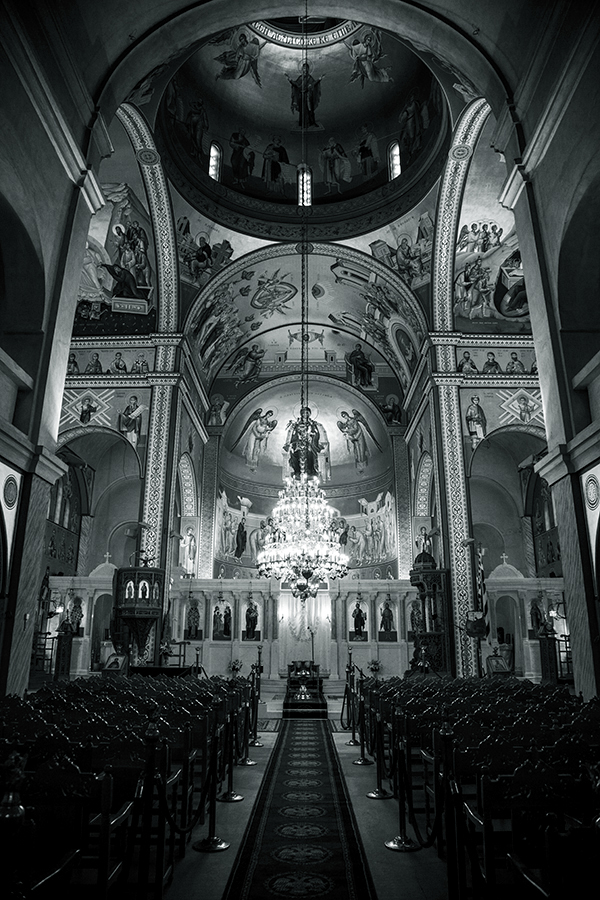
[214,31,266,87]
[227,343,266,385]
[230,408,277,472]
[337,409,382,474]
[345,29,393,87]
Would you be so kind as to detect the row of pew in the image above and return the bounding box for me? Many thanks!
[0,672,259,899]
[344,672,600,898]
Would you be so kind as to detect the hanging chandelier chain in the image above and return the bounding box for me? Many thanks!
[256,0,349,600]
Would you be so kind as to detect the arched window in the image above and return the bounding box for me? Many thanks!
[297,164,312,206]
[388,141,401,180]
[209,142,222,182]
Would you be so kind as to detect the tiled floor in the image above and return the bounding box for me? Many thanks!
[165,688,448,900]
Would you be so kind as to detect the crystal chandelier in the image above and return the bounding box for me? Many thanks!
[257,11,348,601]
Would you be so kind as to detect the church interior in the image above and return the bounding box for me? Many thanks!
[1,1,600,898]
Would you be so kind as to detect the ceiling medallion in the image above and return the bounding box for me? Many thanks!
[585,474,600,510]
[136,148,160,166]
[449,143,472,161]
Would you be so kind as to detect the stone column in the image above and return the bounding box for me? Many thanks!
[198,430,221,577]
[435,382,476,677]
[391,426,412,578]
[140,382,175,566]
[536,450,600,698]
[0,451,66,695]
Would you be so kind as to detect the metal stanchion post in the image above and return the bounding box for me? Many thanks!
[193,735,230,852]
[248,663,264,748]
[353,670,374,766]
[238,700,257,766]
[345,649,360,747]
[385,734,420,852]
[367,712,392,799]
[218,710,243,803]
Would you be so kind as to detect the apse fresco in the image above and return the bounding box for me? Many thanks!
[220,379,391,487]
[59,387,152,469]
[185,245,424,398]
[459,387,545,453]
[453,116,530,334]
[156,21,447,216]
[213,482,398,580]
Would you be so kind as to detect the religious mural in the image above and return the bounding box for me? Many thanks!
[460,387,545,451]
[59,387,152,467]
[186,245,423,416]
[452,115,530,335]
[341,181,438,321]
[455,346,536,375]
[172,189,270,318]
[157,21,446,208]
[66,346,155,375]
[213,482,397,580]
[74,183,158,335]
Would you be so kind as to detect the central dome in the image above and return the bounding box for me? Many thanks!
[155,19,450,239]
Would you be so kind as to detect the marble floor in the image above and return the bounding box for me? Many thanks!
[165,686,448,900]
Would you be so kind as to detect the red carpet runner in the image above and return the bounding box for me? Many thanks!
[222,719,377,899]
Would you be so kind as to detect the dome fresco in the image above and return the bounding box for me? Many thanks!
[155,20,450,239]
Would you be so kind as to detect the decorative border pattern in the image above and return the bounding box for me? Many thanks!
[428,388,444,568]
[164,394,183,577]
[198,437,219,577]
[415,453,434,516]
[116,103,178,333]
[178,452,197,517]
[248,20,361,47]
[437,383,477,676]
[433,98,490,334]
[393,433,412,579]
[3,475,18,510]
[141,384,172,563]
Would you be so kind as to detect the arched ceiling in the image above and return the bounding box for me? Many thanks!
[154,18,451,239]
[184,243,426,396]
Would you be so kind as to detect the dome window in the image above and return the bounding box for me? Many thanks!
[388,141,401,180]
[297,164,312,206]
[209,142,223,181]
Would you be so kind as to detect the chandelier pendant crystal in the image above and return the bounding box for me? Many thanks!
[257,473,349,598]
[257,9,348,602]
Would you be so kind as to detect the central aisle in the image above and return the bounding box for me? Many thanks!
[222,719,378,900]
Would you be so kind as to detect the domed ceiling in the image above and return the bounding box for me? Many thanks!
[155,18,450,239]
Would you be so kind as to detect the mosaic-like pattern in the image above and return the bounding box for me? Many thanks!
[437,383,477,676]
[141,384,172,562]
[433,98,490,332]
[117,103,178,334]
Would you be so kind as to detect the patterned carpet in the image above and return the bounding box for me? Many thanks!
[223,719,377,899]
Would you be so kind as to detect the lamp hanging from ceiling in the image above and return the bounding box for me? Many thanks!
[257,9,348,601]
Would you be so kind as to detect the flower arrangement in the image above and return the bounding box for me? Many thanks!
[229,659,243,674]
[367,659,381,674]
